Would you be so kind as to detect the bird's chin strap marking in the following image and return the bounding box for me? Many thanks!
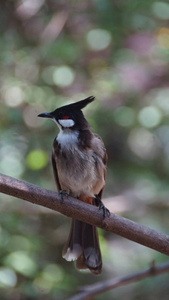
[94,195,110,219]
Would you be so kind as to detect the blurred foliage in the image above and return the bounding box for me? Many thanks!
[1,0,169,299]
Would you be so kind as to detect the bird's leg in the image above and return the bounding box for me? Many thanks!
[59,190,68,202]
[94,195,110,219]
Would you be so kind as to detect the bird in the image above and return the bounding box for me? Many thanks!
[38,96,109,275]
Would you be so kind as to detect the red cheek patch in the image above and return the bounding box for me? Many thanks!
[62,115,69,119]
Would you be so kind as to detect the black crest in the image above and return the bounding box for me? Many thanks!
[61,96,95,111]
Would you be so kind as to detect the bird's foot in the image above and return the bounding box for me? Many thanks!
[95,195,110,219]
[59,190,68,202]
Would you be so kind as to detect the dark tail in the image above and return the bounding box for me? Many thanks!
[62,219,102,275]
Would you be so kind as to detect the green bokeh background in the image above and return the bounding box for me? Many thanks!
[0,0,169,299]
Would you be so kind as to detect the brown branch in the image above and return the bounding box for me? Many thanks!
[68,261,169,300]
[0,173,169,256]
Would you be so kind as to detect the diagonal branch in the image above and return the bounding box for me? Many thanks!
[0,173,169,256]
[68,261,169,300]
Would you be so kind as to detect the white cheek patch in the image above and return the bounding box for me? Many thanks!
[58,119,75,128]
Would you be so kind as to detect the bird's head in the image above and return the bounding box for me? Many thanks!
[38,96,95,131]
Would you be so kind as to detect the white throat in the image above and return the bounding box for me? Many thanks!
[57,130,79,148]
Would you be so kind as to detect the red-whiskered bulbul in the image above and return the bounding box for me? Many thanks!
[38,96,109,275]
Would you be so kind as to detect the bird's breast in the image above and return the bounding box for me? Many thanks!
[54,143,105,197]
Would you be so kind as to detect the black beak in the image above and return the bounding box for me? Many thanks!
[37,112,53,119]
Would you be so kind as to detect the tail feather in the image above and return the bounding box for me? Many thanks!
[62,219,102,275]
[62,219,83,261]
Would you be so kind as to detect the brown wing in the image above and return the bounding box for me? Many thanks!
[92,133,107,199]
[51,139,61,192]
[93,133,107,165]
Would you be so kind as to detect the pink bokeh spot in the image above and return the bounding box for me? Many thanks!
[126,33,155,55]
[117,63,150,91]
